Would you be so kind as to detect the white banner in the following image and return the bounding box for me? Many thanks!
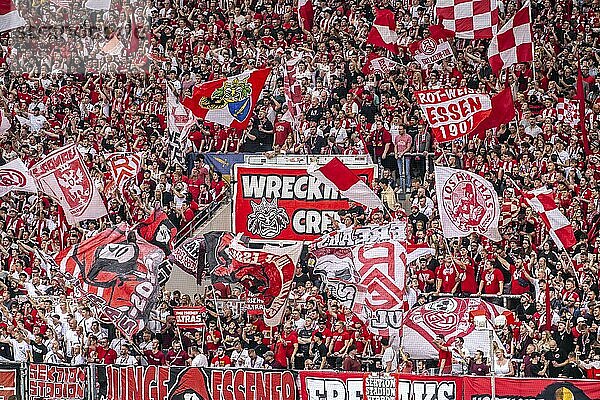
[0,158,37,197]
[412,37,455,68]
[434,166,501,241]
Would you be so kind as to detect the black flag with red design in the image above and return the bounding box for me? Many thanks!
[138,209,178,255]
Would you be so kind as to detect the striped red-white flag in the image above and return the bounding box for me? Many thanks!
[521,187,576,250]
[0,0,25,33]
[308,157,384,210]
[487,3,533,74]
[297,0,313,31]
[366,9,399,54]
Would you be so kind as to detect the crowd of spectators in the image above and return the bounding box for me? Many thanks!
[0,0,596,381]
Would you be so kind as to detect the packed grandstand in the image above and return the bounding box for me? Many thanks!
[0,0,596,397]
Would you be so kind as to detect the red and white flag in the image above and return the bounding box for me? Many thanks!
[409,36,454,69]
[183,68,270,130]
[362,55,398,75]
[0,158,37,197]
[85,0,110,10]
[415,88,492,142]
[106,152,142,192]
[227,239,302,327]
[522,187,576,249]
[436,0,499,39]
[556,98,580,128]
[101,36,124,55]
[471,86,516,138]
[308,157,384,210]
[127,11,140,55]
[297,0,313,31]
[366,9,399,54]
[0,0,25,33]
[406,243,436,265]
[168,88,196,164]
[30,144,108,225]
[282,52,304,127]
[434,166,501,241]
[487,3,533,74]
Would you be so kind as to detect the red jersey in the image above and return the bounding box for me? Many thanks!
[330,329,351,353]
[144,349,166,365]
[436,264,458,293]
[482,268,504,294]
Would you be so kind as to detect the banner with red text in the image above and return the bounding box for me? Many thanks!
[415,89,492,142]
[172,306,207,329]
[233,164,375,242]
[29,364,86,400]
[464,376,600,400]
[299,371,462,400]
[104,366,297,400]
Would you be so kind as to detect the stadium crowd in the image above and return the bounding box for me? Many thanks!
[0,0,596,381]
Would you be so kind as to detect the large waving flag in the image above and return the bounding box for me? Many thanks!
[31,144,108,225]
[106,152,142,192]
[183,68,271,130]
[0,0,25,33]
[366,9,399,54]
[436,0,499,39]
[297,0,313,31]
[0,158,37,197]
[487,3,533,74]
[85,0,110,10]
[434,166,501,241]
[308,157,385,210]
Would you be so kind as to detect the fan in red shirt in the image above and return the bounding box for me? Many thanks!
[509,258,534,295]
[144,339,166,365]
[415,259,435,291]
[432,334,453,375]
[204,320,222,355]
[435,255,459,294]
[210,347,231,367]
[165,340,189,366]
[280,323,299,367]
[328,320,352,368]
[478,259,505,295]
[96,338,117,364]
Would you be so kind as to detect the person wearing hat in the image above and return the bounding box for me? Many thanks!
[262,350,284,369]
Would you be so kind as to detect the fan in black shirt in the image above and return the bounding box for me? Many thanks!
[30,333,47,363]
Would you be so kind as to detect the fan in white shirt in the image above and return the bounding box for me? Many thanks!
[189,346,209,367]
[115,345,138,366]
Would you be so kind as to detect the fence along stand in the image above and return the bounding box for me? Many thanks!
[89,363,97,400]
[20,362,26,400]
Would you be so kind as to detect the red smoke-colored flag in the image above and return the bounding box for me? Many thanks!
[366,9,399,54]
[0,0,25,33]
[578,63,591,155]
[182,68,271,130]
[308,157,385,210]
[487,3,533,74]
[228,240,302,327]
[297,0,313,31]
[31,144,108,225]
[55,225,163,338]
[436,0,499,39]
[138,209,178,255]
[521,187,576,249]
[471,86,516,138]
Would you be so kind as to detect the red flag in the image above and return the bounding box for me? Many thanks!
[0,0,25,33]
[436,0,499,39]
[578,63,591,155]
[428,24,454,40]
[55,225,164,338]
[182,68,271,130]
[138,209,177,255]
[472,86,516,138]
[366,9,399,54]
[308,157,384,210]
[127,11,139,55]
[487,3,533,74]
[297,0,313,31]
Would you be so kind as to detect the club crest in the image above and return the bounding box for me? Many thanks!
[200,77,252,122]
[247,197,289,239]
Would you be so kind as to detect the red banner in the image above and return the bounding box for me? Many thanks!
[29,364,86,400]
[0,370,16,400]
[464,376,600,400]
[233,164,375,241]
[414,88,492,143]
[172,306,207,329]
[299,371,462,400]
[105,366,297,400]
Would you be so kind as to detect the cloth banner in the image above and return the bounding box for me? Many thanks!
[203,152,246,176]
[0,158,38,197]
[104,366,297,400]
[167,89,196,165]
[311,221,406,250]
[283,52,304,127]
[106,152,142,192]
[410,37,455,69]
[415,88,492,142]
[55,224,163,339]
[137,209,178,255]
[31,144,108,224]
[463,376,600,400]
[172,306,207,329]
[233,164,375,241]
[0,369,16,399]
[401,297,506,359]
[29,364,86,400]
[434,166,502,241]
[169,233,204,279]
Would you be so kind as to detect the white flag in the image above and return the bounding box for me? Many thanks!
[0,158,37,197]
[434,166,501,241]
[30,144,108,224]
[85,0,110,10]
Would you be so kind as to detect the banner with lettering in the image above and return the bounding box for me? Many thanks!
[29,364,86,400]
[172,306,207,329]
[464,376,600,400]
[104,366,297,400]
[299,371,462,400]
[233,164,375,242]
[414,88,492,143]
